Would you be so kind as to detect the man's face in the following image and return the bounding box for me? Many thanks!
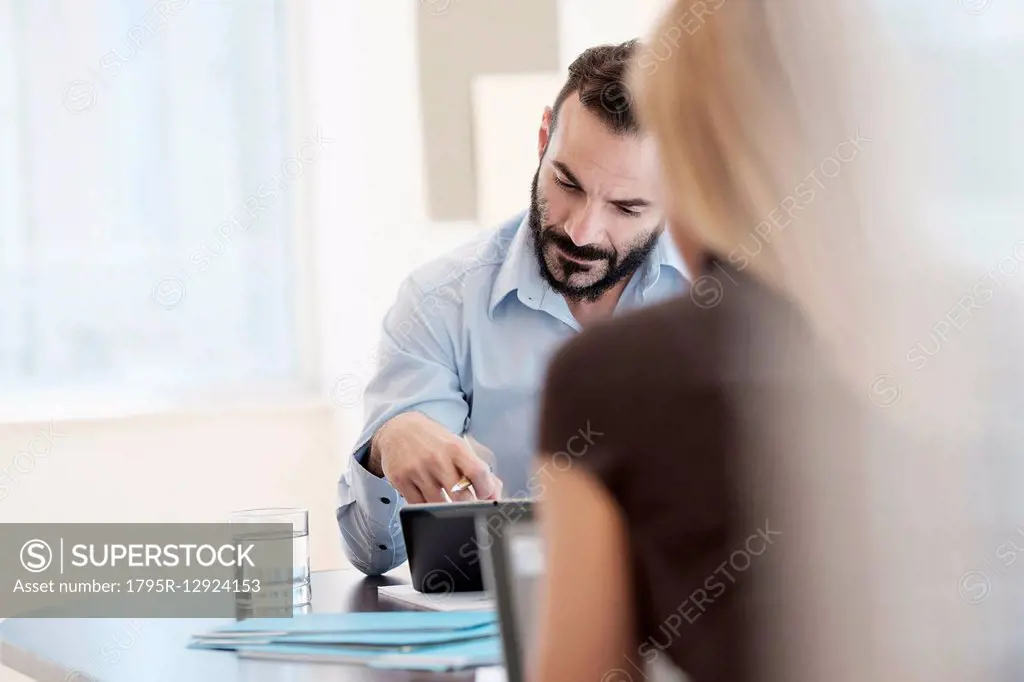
[530,95,665,303]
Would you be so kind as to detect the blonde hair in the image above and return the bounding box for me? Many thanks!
[633,1,982,431]
[632,0,898,387]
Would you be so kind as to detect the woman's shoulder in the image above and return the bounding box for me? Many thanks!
[536,290,738,494]
[544,293,721,403]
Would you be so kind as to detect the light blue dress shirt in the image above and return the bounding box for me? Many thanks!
[336,210,689,575]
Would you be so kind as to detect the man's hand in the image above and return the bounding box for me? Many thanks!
[367,412,502,503]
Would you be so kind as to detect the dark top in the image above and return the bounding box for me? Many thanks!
[537,256,869,682]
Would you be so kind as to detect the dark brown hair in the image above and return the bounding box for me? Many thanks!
[550,39,641,136]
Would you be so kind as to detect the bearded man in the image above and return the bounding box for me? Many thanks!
[336,39,688,575]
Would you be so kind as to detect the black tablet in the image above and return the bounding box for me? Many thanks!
[399,499,533,594]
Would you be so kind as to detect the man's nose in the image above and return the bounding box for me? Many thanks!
[563,202,604,246]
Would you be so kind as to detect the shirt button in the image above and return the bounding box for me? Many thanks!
[378,544,388,551]
[380,497,391,504]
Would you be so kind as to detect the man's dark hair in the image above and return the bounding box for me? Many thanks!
[550,39,640,136]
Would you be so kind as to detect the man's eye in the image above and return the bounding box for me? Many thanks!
[617,206,642,218]
[554,176,578,192]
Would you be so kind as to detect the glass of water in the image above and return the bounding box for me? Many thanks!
[229,507,311,610]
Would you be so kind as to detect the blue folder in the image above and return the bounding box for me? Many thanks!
[188,611,502,671]
[190,623,500,649]
[192,611,496,639]
[232,637,502,671]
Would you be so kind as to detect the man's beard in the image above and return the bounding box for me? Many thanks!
[528,168,662,303]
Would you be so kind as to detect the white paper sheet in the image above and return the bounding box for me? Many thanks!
[378,584,495,612]
[475,666,508,682]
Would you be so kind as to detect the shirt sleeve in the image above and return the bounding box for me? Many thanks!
[336,276,469,575]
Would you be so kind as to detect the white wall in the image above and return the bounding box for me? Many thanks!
[0,405,347,571]
[556,0,670,68]
[303,0,432,378]
[301,0,485,477]
[471,72,563,227]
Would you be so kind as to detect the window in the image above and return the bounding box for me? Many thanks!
[873,0,1023,261]
[0,0,301,401]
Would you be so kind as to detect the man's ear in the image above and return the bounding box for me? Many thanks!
[538,106,553,160]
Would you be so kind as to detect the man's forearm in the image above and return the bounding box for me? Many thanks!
[366,415,404,478]
[366,412,418,479]
[366,435,384,478]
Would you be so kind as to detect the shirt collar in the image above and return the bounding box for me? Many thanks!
[488,213,691,319]
[489,212,540,318]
